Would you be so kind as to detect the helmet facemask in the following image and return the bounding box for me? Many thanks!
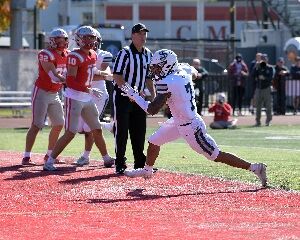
[150,49,178,81]
[49,28,69,50]
[75,26,97,49]
[93,30,102,50]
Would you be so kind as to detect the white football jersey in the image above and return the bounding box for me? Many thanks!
[92,50,113,90]
[95,50,113,69]
[156,63,197,124]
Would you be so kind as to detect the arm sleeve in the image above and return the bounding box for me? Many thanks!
[208,104,216,113]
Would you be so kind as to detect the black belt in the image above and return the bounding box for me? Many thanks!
[180,122,192,126]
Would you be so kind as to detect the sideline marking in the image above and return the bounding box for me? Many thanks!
[265,136,300,140]
[220,145,300,152]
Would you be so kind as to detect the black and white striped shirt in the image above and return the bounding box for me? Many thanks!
[113,43,152,92]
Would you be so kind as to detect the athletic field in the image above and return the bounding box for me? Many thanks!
[0,115,299,239]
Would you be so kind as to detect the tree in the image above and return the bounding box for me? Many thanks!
[36,0,51,10]
[0,0,10,33]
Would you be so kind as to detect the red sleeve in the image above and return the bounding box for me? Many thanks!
[208,104,216,113]
[223,103,232,116]
[38,51,54,64]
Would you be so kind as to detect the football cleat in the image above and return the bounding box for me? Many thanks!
[43,161,57,171]
[103,157,115,168]
[124,168,153,179]
[252,163,268,187]
[44,154,65,164]
[76,156,90,166]
[22,157,37,166]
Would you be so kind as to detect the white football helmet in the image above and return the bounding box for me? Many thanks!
[48,28,68,50]
[150,49,178,80]
[75,26,97,49]
[93,29,102,50]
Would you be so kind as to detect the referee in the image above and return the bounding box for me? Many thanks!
[112,23,155,174]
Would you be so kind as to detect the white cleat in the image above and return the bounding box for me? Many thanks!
[252,163,268,187]
[103,157,115,168]
[124,168,153,179]
[43,161,57,171]
[76,156,90,166]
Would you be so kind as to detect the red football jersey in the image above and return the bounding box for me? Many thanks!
[66,49,97,92]
[35,48,68,92]
[208,102,232,122]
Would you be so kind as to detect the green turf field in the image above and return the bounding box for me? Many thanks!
[0,125,299,190]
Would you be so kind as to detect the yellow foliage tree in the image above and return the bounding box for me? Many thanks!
[0,0,10,33]
[0,0,51,33]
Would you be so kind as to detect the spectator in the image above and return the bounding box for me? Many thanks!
[192,58,208,115]
[253,54,274,126]
[273,57,289,115]
[249,52,262,114]
[290,56,300,115]
[112,23,155,174]
[228,53,249,116]
[208,93,238,129]
[22,29,68,165]
[75,29,115,167]
[119,49,268,187]
[43,26,114,171]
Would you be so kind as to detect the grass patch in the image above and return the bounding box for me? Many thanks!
[0,125,299,190]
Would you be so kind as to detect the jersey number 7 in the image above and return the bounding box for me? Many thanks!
[185,82,196,111]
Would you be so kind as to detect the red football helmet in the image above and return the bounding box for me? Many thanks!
[48,28,68,50]
[75,26,97,49]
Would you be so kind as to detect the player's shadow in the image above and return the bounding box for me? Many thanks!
[87,187,266,204]
[0,164,32,173]
[59,172,118,185]
[3,166,94,181]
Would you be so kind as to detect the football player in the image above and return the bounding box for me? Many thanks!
[120,49,268,187]
[22,28,69,165]
[75,28,115,166]
[43,26,114,171]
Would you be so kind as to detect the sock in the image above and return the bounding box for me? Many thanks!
[47,156,55,165]
[100,121,114,132]
[82,151,90,159]
[24,152,31,158]
[46,150,52,156]
[248,164,256,172]
[144,165,153,171]
[102,154,111,161]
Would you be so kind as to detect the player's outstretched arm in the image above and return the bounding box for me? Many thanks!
[147,93,170,115]
[120,83,170,115]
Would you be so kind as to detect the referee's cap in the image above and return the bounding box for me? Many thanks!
[132,23,149,33]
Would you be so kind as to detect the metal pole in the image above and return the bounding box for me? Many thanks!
[33,5,37,49]
[92,0,95,24]
[10,0,26,49]
[230,0,236,59]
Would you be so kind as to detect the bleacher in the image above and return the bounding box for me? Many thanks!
[0,91,31,117]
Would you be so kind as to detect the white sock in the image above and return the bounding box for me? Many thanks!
[144,165,153,171]
[82,151,90,159]
[100,121,114,132]
[248,164,256,172]
[102,154,111,161]
[46,150,52,156]
[46,156,55,165]
[24,152,31,158]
